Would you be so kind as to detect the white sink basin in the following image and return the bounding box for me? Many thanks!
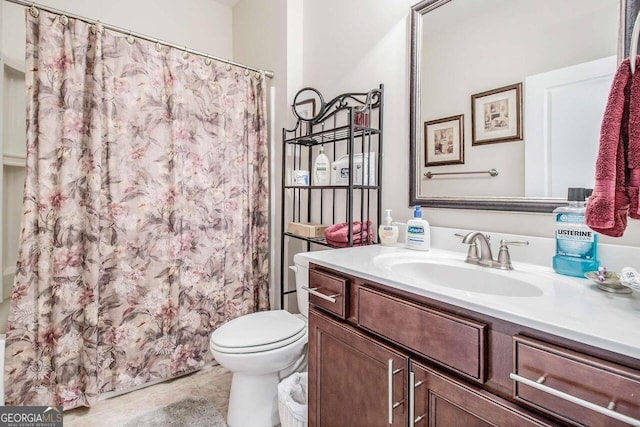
[374,252,545,297]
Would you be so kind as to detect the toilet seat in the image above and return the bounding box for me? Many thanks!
[211,310,306,354]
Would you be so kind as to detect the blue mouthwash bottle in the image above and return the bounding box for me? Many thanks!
[552,188,599,277]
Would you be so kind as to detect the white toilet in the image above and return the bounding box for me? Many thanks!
[210,254,310,427]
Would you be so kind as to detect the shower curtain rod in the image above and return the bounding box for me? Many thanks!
[3,0,275,79]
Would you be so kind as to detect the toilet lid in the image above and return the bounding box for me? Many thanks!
[211,310,306,350]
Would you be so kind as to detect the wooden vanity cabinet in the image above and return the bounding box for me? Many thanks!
[307,263,640,427]
[308,309,408,427]
[411,360,553,426]
[512,335,640,426]
[307,266,551,427]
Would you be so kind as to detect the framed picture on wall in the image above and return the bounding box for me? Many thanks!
[424,114,464,166]
[293,98,316,120]
[471,82,522,145]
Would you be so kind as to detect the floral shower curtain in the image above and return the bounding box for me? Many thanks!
[4,10,269,409]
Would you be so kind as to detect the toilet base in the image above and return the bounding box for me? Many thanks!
[226,372,280,427]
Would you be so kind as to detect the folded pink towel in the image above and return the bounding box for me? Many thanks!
[326,234,372,248]
[585,57,636,237]
[324,221,373,247]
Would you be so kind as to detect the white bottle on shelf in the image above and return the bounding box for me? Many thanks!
[313,146,331,186]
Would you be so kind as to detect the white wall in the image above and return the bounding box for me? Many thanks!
[303,0,416,231]
[232,0,291,309]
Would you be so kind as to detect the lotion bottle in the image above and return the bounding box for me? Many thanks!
[313,146,331,186]
[406,205,430,251]
[378,209,399,246]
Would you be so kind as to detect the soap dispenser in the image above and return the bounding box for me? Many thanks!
[378,209,399,246]
[406,205,430,251]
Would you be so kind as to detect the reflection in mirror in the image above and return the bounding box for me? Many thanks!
[409,0,636,212]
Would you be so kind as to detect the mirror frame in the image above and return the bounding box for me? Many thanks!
[409,0,639,213]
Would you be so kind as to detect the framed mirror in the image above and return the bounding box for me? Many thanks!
[409,0,640,212]
[292,87,325,122]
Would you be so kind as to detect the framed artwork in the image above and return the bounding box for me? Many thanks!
[293,98,316,120]
[423,114,464,166]
[471,82,522,145]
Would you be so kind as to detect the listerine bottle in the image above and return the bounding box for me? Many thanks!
[552,188,599,277]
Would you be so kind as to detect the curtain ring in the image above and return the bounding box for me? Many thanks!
[183,47,189,59]
[29,5,39,18]
[225,61,232,72]
[126,32,135,44]
[255,71,262,80]
[155,40,162,52]
[244,68,250,76]
[59,14,69,26]
[204,56,212,66]
[90,20,100,35]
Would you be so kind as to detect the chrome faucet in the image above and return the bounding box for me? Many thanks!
[458,232,529,270]
[461,232,494,267]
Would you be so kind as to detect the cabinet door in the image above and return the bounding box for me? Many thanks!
[309,309,408,427]
[411,360,553,427]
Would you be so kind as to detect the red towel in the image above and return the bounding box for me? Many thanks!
[585,57,638,237]
[629,57,640,220]
[325,235,372,248]
[324,221,373,247]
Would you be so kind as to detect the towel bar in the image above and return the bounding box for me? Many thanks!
[424,169,498,179]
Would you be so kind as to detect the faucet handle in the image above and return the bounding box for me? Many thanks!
[455,233,480,263]
[500,239,529,247]
[496,239,529,270]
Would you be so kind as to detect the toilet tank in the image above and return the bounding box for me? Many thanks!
[292,254,309,318]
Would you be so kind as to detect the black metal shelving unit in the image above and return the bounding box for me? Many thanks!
[280,85,384,309]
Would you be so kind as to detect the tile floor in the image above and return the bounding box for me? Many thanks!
[63,364,232,426]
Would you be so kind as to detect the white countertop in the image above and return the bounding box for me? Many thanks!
[296,244,640,360]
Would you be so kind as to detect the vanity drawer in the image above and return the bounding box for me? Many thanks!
[357,286,487,382]
[513,335,640,426]
[308,269,348,319]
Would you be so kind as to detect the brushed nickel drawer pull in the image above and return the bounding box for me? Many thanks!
[301,285,338,303]
[510,373,640,426]
[409,372,426,426]
[388,360,405,425]
[409,372,416,427]
[388,359,394,424]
